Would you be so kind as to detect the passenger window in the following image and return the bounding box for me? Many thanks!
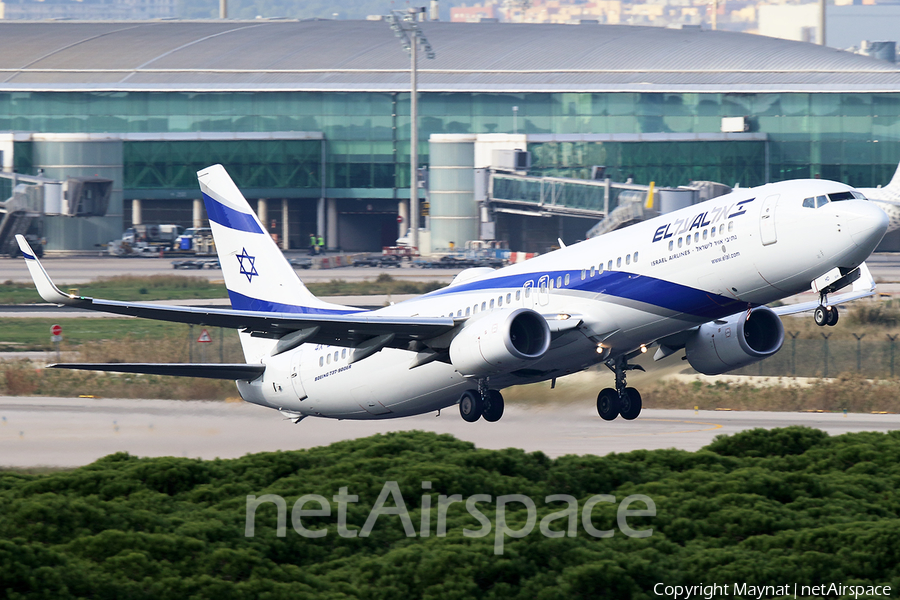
[590,266,595,277]
[703,230,708,240]
[728,221,734,232]
[694,232,699,243]
[802,197,815,208]
[719,224,725,235]
[516,290,521,300]
[563,275,569,286]
[523,288,529,299]
[556,276,562,288]
[507,293,512,303]
[599,263,604,273]
[668,240,674,251]
[482,301,487,309]
[626,254,631,265]
[319,356,324,367]
[342,349,346,358]
[678,237,683,248]
[617,257,622,267]
[581,269,586,280]
[490,299,495,308]
[326,354,331,365]
[457,310,462,317]
[607,260,613,270]
[634,251,639,263]
[334,351,339,362]
[710,227,716,238]
[465,307,471,316]
[498,296,503,307]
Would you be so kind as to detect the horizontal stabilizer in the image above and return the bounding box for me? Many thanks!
[50,363,265,380]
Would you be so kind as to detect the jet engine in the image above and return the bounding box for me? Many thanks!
[684,307,784,375]
[449,308,551,377]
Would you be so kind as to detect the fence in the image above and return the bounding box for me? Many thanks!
[732,333,900,378]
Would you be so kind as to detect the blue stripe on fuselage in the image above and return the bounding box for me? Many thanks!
[421,269,746,321]
[202,192,265,234]
[227,290,364,315]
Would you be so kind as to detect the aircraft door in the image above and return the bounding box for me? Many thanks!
[759,194,780,246]
[290,350,307,399]
[523,280,535,309]
[537,275,550,307]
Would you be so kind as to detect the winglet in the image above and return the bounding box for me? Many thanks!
[15,235,78,305]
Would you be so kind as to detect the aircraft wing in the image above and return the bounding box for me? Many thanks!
[772,262,877,316]
[16,235,455,348]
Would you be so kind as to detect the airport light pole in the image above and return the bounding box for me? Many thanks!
[387,8,435,251]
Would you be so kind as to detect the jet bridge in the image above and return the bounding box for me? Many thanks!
[485,170,732,239]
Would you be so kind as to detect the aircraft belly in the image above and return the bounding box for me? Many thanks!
[301,348,467,419]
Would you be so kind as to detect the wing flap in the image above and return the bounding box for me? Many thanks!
[50,363,266,380]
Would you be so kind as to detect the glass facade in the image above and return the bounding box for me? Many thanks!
[2,90,899,191]
[124,139,322,191]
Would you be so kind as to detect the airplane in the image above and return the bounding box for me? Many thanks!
[859,163,900,234]
[16,165,889,424]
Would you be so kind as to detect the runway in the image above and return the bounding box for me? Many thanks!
[1,396,897,468]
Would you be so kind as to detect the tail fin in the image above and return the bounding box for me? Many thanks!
[197,165,347,315]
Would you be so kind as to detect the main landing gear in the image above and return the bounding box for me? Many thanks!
[814,294,839,328]
[597,355,644,421]
[458,380,505,423]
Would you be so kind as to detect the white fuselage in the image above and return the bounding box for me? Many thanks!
[238,179,887,420]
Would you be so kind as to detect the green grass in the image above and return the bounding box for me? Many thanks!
[0,318,204,352]
[0,275,228,304]
[0,273,444,304]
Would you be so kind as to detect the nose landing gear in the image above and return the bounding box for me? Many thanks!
[814,293,840,327]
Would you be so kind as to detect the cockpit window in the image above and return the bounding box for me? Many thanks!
[803,195,829,208]
[828,191,856,202]
[804,190,866,208]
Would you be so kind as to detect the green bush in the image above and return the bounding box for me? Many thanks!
[1,429,899,598]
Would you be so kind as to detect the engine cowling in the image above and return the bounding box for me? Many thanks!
[684,306,784,375]
[449,308,551,377]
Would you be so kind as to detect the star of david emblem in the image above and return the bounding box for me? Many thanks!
[236,247,258,282]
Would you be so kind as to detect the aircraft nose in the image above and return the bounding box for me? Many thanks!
[845,200,889,248]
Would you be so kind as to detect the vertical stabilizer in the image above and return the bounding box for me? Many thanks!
[197,165,355,315]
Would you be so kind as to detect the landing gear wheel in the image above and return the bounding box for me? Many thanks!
[597,388,620,421]
[619,387,643,420]
[814,306,828,327]
[826,306,839,327]
[482,390,505,422]
[459,390,483,423]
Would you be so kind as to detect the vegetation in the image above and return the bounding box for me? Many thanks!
[0,428,898,597]
[0,273,444,305]
[305,274,444,297]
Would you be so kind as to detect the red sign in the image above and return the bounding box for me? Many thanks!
[50,324,62,336]
[197,329,213,343]
[396,216,403,223]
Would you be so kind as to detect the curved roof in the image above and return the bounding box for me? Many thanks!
[1,20,899,92]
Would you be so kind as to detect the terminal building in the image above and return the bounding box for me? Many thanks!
[1,20,900,253]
